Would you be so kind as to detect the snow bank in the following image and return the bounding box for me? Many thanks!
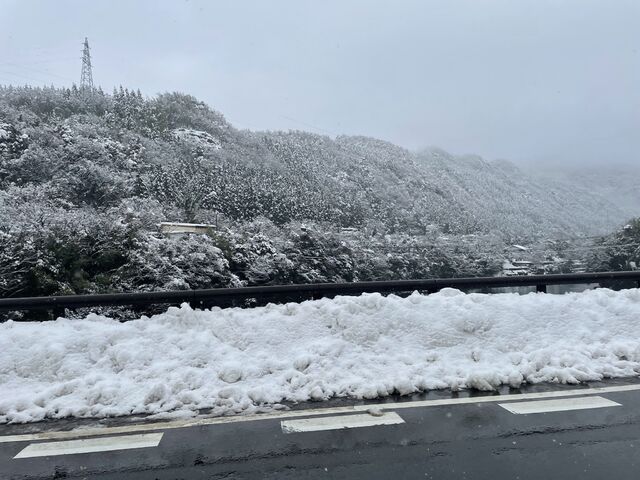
[2,288,640,423]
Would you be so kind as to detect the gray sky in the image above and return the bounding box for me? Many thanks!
[1,0,638,167]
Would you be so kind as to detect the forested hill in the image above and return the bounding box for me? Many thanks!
[0,85,637,298]
[0,85,632,238]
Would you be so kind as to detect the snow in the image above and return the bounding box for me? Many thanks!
[2,288,640,424]
[0,123,10,140]
[172,128,221,150]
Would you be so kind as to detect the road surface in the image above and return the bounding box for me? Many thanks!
[2,379,640,479]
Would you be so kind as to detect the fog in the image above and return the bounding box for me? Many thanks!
[1,0,638,167]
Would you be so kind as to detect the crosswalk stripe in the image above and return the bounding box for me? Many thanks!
[499,395,621,415]
[281,412,404,433]
[13,433,163,459]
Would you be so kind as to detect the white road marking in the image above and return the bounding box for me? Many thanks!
[2,383,640,444]
[499,395,621,415]
[13,432,163,459]
[281,412,404,433]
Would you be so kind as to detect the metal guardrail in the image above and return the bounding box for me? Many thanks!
[1,271,640,316]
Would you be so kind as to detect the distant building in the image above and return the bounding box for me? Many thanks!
[340,227,360,237]
[511,260,533,268]
[501,244,536,275]
[502,260,531,276]
[159,222,215,237]
[572,260,587,273]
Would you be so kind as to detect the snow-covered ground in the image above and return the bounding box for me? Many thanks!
[2,288,640,424]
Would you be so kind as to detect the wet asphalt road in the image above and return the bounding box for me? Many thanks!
[3,379,640,479]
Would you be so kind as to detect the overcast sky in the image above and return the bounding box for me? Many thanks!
[1,0,638,167]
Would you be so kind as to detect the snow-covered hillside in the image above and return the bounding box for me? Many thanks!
[2,288,640,423]
[1,85,635,241]
[1,85,638,298]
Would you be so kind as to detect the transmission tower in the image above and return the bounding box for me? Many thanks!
[80,37,94,91]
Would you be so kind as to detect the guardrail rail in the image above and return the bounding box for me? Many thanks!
[2,271,640,320]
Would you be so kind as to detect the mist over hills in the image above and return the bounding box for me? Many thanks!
[535,165,640,221]
[414,148,637,239]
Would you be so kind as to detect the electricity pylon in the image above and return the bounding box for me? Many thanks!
[80,37,94,92]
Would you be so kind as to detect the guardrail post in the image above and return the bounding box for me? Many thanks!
[536,284,547,293]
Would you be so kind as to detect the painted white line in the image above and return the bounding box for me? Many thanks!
[2,383,640,444]
[281,412,404,433]
[379,383,634,411]
[13,432,163,459]
[499,395,621,415]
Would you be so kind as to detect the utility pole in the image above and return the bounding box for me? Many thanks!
[80,37,94,92]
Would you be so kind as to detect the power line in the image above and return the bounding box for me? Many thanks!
[0,57,78,68]
[280,115,338,136]
[354,241,640,258]
[0,69,54,85]
[0,62,75,83]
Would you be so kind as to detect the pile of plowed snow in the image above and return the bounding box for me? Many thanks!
[2,288,640,423]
